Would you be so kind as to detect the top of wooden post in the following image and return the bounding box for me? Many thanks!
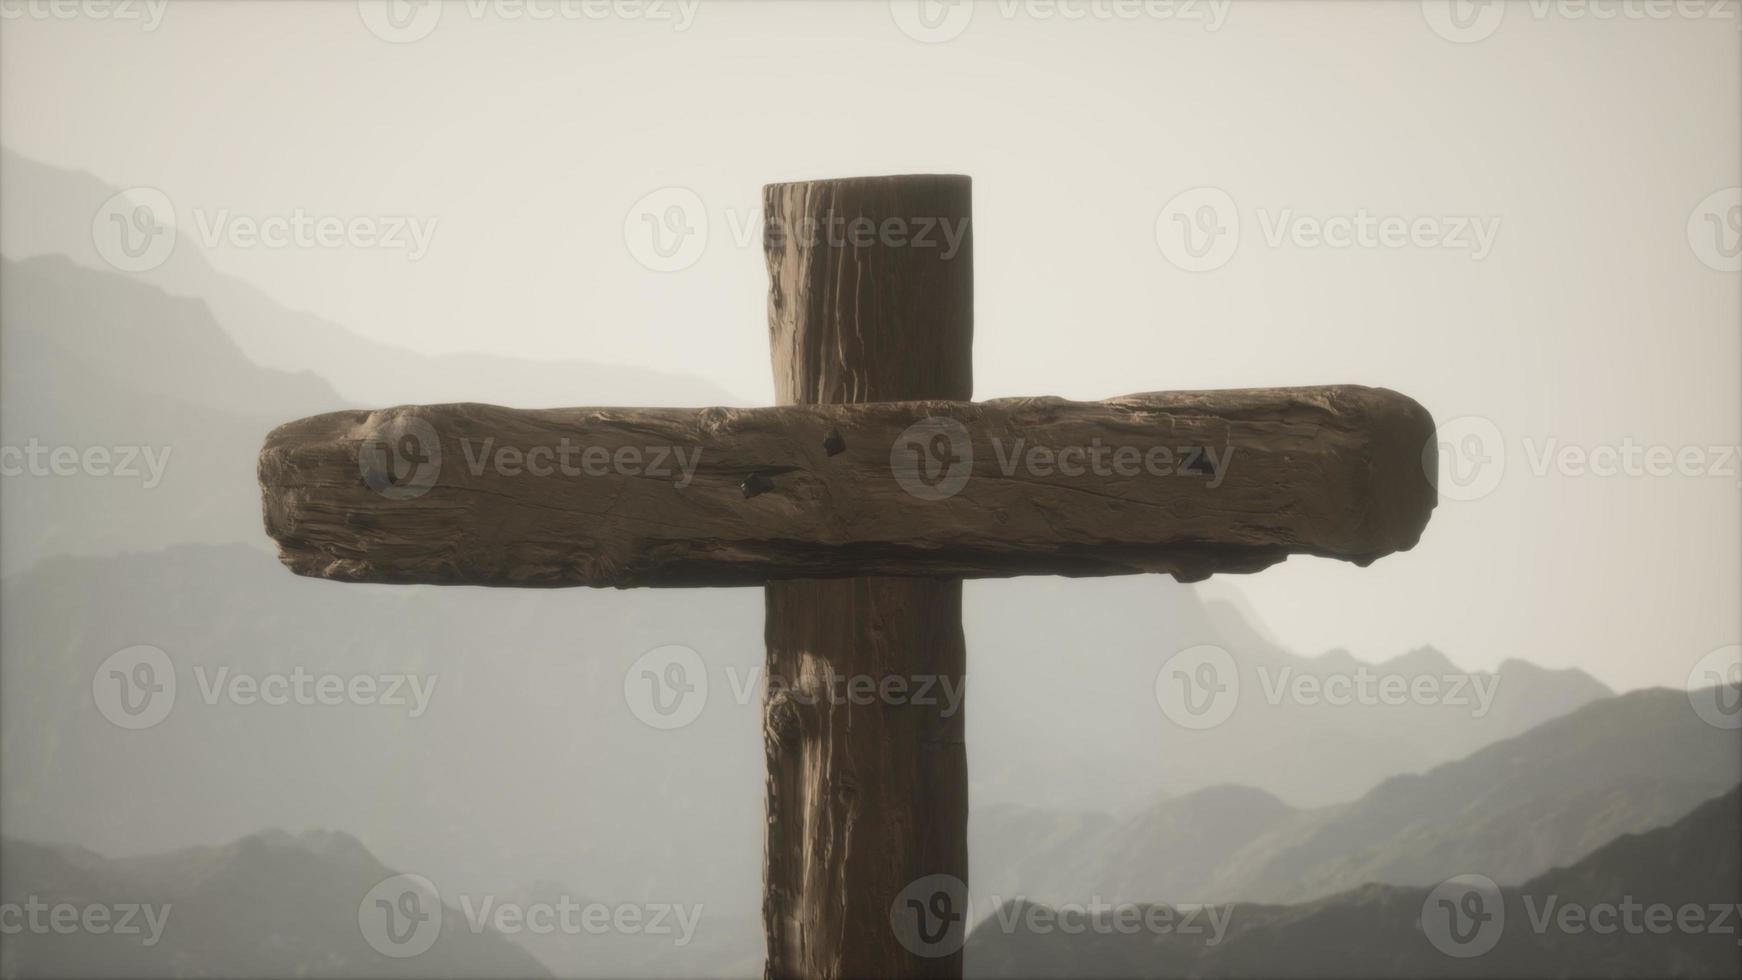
[763,174,974,406]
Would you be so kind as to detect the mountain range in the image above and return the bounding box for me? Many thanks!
[0,147,742,413]
[0,829,550,978]
[965,785,1742,978]
[970,684,1742,912]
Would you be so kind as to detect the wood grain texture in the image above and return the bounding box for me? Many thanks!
[761,174,973,980]
[256,386,1437,589]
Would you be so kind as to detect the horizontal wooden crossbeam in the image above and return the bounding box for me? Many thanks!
[258,385,1436,588]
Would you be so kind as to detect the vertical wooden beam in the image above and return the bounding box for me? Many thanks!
[762,175,973,979]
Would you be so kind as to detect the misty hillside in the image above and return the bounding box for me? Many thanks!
[971,683,1741,911]
[0,147,741,409]
[0,544,770,916]
[1093,684,1742,905]
[965,785,1742,978]
[1,254,344,569]
[0,830,551,979]
[965,575,1612,812]
[3,542,1620,906]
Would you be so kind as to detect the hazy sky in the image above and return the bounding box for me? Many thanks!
[3,1,1738,692]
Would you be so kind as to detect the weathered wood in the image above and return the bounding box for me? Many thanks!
[761,173,973,980]
[257,386,1437,589]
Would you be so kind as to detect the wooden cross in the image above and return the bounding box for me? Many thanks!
[257,174,1437,979]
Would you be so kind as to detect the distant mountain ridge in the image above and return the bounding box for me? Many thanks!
[973,683,1740,909]
[967,574,1612,813]
[0,829,551,978]
[0,146,741,410]
[965,785,1742,978]
[2,255,344,570]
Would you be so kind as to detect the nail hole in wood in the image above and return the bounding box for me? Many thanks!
[741,472,777,499]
